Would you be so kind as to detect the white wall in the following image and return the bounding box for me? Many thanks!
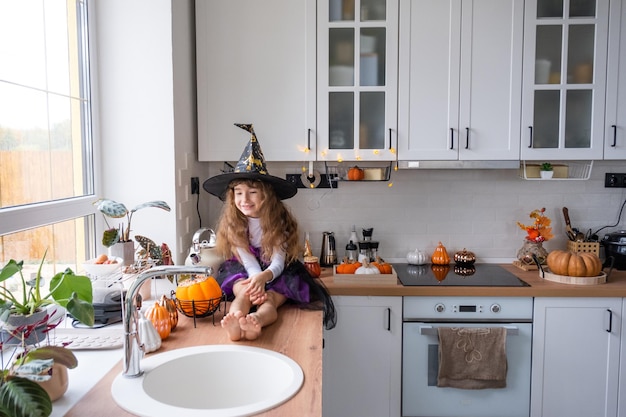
[94,0,208,263]
[203,161,626,263]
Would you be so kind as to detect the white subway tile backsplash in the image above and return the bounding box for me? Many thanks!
[203,161,626,263]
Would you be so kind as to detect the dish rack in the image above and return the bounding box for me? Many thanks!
[324,161,393,183]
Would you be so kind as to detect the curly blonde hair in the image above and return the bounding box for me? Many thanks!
[215,179,301,264]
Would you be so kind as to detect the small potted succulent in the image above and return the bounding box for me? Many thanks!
[539,162,554,179]
[93,199,171,265]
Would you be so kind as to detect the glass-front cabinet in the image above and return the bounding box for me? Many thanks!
[317,0,398,161]
[521,0,608,160]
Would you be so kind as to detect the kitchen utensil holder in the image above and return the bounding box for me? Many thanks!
[567,240,600,256]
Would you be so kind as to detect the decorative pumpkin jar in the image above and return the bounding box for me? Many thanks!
[546,250,603,277]
[431,242,450,265]
[454,248,476,266]
[303,256,322,278]
[407,249,428,265]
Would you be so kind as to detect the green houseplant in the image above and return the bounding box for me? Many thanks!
[0,253,93,417]
[0,252,94,333]
[539,162,554,179]
[93,199,171,247]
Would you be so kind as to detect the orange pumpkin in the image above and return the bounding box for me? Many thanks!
[144,302,171,340]
[158,294,178,330]
[347,166,365,181]
[372,257,393,274]
[431,242,450,265]
[546,250,603,277]
[175,275,223,315]
[335,261,362,274]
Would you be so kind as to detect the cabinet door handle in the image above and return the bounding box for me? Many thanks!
[386,308,391,331]
[449,128,454,150]
[611,125,617,147]
[307,128,312,151]
[606,309,613,333]
[528,126,533,148]
[465,127,470,149]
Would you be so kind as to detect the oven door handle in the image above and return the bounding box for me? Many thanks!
[419,325,520,336]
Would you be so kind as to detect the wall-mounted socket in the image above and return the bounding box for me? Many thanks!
[191,177,200,194]
[605,173,626,188]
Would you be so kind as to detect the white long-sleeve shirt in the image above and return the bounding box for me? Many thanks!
[236,217,285,281]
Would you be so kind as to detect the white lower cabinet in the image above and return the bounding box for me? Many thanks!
[531,297,621,417]
[322,296,402,417]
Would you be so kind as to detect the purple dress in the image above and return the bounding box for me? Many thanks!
[216,246,337,329]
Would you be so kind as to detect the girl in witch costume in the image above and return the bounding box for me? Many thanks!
[203,124,336,341]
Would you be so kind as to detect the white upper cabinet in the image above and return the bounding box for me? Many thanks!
[196,0,316,161]
[317,0,399,162]
[520,0,609,160]
[605,0,626,159]
[398,0,523,161]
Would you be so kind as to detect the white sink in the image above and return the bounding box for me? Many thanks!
[111,345,304,417]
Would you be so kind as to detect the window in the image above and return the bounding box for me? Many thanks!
[0,0,96,268]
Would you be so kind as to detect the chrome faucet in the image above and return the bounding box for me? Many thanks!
[122,265,211,378]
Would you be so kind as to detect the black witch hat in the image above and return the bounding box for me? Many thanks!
[202,124,298,200]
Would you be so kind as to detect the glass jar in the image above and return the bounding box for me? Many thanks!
[345,240,358,262]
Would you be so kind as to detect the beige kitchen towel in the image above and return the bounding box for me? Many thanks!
[437,327,507,389]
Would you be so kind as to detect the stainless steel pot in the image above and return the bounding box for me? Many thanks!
[601,230,626,270]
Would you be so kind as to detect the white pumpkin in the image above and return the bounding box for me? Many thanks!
[355,260,380,274]
[138,311,161,353]
[407,249,428,265]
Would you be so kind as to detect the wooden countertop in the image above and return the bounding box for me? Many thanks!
[320,264,626,297]
[64,305,322,417]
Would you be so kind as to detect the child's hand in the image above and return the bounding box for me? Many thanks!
[245,271,271,305]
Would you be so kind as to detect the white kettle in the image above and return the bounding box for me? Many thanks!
[184,228,223,275]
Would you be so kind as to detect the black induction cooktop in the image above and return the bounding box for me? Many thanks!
[393,263,530,287]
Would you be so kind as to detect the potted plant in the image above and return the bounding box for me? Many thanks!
[539,162,554,179]
[0,342,79,417]
[0,251,95,343]
[0,253,93,417]
[93,199,171,265]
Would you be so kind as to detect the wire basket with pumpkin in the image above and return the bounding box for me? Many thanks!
[172,274,224,324]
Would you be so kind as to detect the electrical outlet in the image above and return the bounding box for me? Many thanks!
[191,177,200,194]
[605,173,626,188]
[286,173,337,189]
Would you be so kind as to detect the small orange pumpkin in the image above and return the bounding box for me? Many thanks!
[144,302,171,340]
[347,166,365,181]
[431,242,450,265]
[336,260,362,274]
[158,294,178,330]
[372,257,393,274]
[175,275,223,315]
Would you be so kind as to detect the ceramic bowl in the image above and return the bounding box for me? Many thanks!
[82,257,123,277]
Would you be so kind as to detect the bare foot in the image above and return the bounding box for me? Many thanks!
[221,311,244,341]
[239,313,262,340]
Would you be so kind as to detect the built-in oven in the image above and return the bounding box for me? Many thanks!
[402,296,533,417]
